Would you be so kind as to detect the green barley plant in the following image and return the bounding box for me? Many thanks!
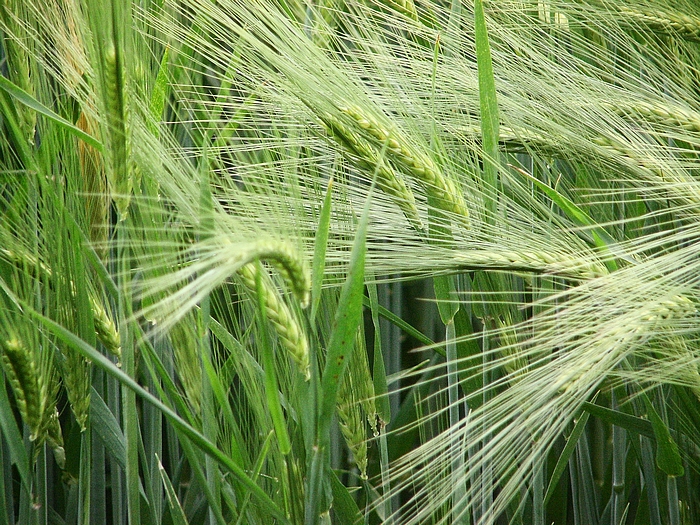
[1,0,700,524]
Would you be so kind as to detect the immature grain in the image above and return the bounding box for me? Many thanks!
[603,100,700,134]
[376,0,419,21]
[1,338,44,440]
[320,111,425,232]
[220,239,311,309]
[169,315,202,413]
[340,105,471,230]
[337,370,369,478]
[617,5,700,43]
[92,295,121,358]
[45,407,66,468]
[238,263,311,380]
[103,45,133,220]
[451,249,607,279]
[62,350,91,431]
[77,111,110,254]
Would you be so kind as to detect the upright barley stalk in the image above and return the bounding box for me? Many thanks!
[1,338,44,440]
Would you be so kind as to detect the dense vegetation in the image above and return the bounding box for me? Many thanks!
[1,0,700,524]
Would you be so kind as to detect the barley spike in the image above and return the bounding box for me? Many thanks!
[238,263,311,380]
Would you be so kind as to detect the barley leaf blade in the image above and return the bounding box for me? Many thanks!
[311,178,333,323]
[158,457,189,525]
[642,393,684,477]
[474,0,499,213]
[90,387,126,471]
[319,191,369,435]
[544,409,591,505]
[148,46,170,136]
[330,469,363,525]
[0,75,103,151]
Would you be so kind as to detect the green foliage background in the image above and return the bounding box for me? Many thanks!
[1,0,700,524]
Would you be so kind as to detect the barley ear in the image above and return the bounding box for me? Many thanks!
[1,338,44,440]
[103,45,133,220]
[91,292,121,359]
[61,350,91,431]
[337,375,369,479]
[238,263,311,380]
[169,315,203,413]
[340,105,471,230]
[318,111,425,232]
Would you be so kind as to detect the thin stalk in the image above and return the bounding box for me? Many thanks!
[117,219,140,525]
[446,321,468,524]
[79,430,92,525]
[378,427,394,525]
[611,388,626,525]
[480,322,493,524]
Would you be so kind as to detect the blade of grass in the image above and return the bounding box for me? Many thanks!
[474,0,499,215]
[545,408,591,505]
[311,178,333,323]
[309,171,372,524]
[0,75,103,151]
[157,455,189,525]
[641,392,683,477]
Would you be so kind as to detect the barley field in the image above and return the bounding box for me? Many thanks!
[1,1,699,524]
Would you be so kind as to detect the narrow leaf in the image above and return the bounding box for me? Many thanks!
[544,409,591,505]
[641,394,684,477]
[0,75,103,151]
[474,0,499,213]
[311,178,333,322]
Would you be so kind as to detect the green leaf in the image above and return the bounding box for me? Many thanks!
[157,455,189,525]
[641,393,684,477]
[311,178,333,323]
[474,0,499,214]
[544,408,590,505]
[582,401,654,439]
[318,189,370,436]
[330,470,363,525]
[90,387,126,471]
[148,46,170,137]
[0,75,103,151]
[362,295,436,349]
